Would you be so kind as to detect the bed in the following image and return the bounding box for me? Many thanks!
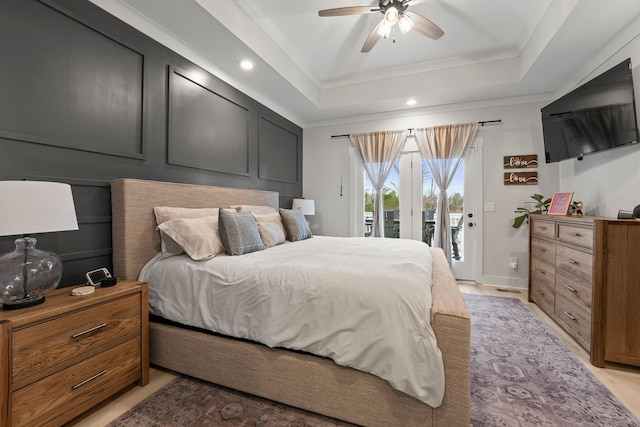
[111,178,470,427]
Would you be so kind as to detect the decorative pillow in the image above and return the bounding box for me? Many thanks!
[154,206,219,225]
[156,216,225,261]
[252,212,286,248]
[218,209,265,255]
[279,208,312,242]
[154,207,221,258]
[230,204,277,215]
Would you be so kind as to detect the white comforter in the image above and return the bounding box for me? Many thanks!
[139,236,444,406]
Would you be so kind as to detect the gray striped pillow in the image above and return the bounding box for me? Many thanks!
[219,209,265,255]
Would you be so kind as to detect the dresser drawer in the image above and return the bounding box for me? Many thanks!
[11,337,141,427]
[556,245,593,283]
[558,224,593,248]
[531,238,555,265]
[531,218,555,238]
[530,280,555,316]
[555,294,591,350]
[531,257,555,288]
[556,269,592,313]
[12,294,141,385]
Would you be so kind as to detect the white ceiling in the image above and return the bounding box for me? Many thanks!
[92,0,640,127]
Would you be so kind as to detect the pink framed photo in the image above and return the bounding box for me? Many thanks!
[548,192,573,215]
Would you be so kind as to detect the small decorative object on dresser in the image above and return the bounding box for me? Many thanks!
[548,192,573,215]
[529,214,640,368]
[0,279,149,427]
[568,201,583,217]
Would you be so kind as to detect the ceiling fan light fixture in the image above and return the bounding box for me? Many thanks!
[383,7,399,25]
[398,14,414,34]
[377,21,392,38]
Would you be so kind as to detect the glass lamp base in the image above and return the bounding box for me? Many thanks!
[2,295,46,310]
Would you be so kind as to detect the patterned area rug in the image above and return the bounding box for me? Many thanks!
[108,295,639,427]
[467,294,638,427]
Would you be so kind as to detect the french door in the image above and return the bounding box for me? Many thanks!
[353,137,482,281]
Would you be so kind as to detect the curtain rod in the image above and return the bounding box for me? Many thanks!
[329,119,502,139]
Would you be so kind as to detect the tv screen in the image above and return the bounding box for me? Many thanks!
[541,58,639,163]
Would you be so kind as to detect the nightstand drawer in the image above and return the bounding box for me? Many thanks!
[12,294,141,385]
[11,337,141,427]
[558,224,593,248]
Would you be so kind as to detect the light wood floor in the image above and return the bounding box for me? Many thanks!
[66,284,640,426]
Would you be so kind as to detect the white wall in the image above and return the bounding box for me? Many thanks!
[303,102,559,288]
[559,33,640,216]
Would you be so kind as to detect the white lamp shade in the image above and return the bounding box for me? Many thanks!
[292,198,315,216]
[0,181,79,236]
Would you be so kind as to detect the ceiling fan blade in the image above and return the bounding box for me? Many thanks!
[404,0,429,6]
[406,11,444,40]
[361,20,384,53]
[318,7,380,17]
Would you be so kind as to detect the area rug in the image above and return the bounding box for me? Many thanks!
[108,294,639,427]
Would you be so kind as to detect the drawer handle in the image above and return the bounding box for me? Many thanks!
[72,323,107,339]
[563,311,576,321]
[537,290,545,296]
[536,269,546,275]
[539,226,547,231]
[540,248,547,252]
[72,370,107,390]
[569,232,582,237]
[567,259,578,265]
[563,284,577,293]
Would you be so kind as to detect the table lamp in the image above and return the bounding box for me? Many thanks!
[292,198,315,216]
[0,181,78,309]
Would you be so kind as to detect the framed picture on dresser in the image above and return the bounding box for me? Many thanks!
[549,192,573,215]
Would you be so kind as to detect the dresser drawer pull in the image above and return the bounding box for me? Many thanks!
[536,269,546,275]
[537,290,544,296]
[540,248,547,252]
[563,311,576,321]
[569,232,582,237]
[567,259,579,265]
[539,226,548,231]
[72,323,107,339]
[563,284,577,293]
[72,370,107,390]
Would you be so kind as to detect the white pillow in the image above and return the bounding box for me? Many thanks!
[156,216,225,261]
[153,207,221,258]
[252,212,286,248]
[230,204,277,215]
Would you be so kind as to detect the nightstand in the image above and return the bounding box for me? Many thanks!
[0,279,149,427]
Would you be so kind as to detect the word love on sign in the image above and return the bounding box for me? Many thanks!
[504,171,538,185]
[503,154,538,169]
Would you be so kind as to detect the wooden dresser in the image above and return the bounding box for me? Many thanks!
[0,279,149,427]
[529,214,640,368]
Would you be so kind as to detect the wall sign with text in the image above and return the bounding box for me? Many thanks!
[503,171,538,185]
[503,154,538,169]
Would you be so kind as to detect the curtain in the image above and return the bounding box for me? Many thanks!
[350,130,407,237]
[414,123,478,265]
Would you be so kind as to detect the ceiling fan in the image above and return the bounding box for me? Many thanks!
[318,0,444,53]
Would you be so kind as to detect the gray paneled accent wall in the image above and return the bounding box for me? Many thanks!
[0,0,303,287]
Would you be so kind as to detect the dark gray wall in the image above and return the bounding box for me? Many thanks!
[0,0,303,287]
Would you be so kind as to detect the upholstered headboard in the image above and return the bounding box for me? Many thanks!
[111,178,279,281]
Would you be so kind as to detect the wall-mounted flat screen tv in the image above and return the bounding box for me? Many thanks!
[541,58,639,163]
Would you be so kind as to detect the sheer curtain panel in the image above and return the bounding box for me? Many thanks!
[350,131,407,237]
[415,123,478,264]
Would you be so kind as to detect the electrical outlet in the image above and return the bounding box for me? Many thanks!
[484,201,495,212]
[510,257,518,269]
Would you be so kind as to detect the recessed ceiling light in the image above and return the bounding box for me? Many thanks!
[239,60,254,70]
[406,99,417,106]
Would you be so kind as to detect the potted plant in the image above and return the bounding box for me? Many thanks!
[513,194,551,228]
